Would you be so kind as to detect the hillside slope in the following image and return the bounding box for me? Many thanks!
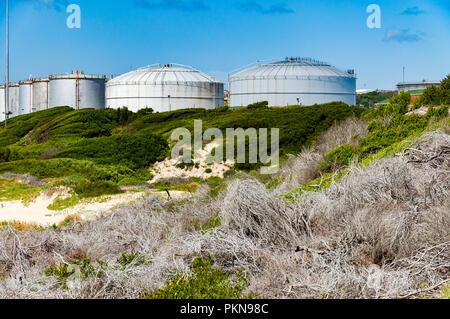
[0,98,448,299]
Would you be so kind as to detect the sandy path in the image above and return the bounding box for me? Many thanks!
[0,190,189,227]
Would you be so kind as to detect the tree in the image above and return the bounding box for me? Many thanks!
[440,75,450,105]
[420,86,442,106]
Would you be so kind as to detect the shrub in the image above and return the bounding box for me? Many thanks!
[0,148,10,163]
[247,101,269,109]
[45,257,104,289]
[117,252,151,270]
[142,255,254,299]
[55,134,168,170]
[326,144,360,166]
[67,180,123,198]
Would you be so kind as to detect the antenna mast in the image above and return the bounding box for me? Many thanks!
[5,0,9,128]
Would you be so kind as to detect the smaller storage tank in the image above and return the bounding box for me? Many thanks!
[32,78,49,112]
[49,71,106,110]
[19,80,33,115]
[0,85,5,122]
[8,84,20,118]
[106,64,224,112]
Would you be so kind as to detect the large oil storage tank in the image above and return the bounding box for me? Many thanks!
[229,57,357,107]
[19,80,33,115]
[49,71,106,109]
[0,85,5,122]
[8,84,20,118]
[106,64,224,112]
[32,78,49,112]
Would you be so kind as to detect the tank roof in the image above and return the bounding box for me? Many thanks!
[50,71,106,80]
[231,57,355,79]
[108,63,222,85]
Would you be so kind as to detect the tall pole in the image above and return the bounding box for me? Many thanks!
[5,0,9,128]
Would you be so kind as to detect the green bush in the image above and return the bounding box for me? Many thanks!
[65,180,123,198]
[413,75,450,108]
[247,101,269,109]
[55,134,168,170]
[327,144,360,166]
[117,252,152,270]
[45,257,105,289]
[0,147,11,163]
[142,255,254,299]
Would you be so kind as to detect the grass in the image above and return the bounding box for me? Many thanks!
[47,195,82,211]
[0,178,47,205]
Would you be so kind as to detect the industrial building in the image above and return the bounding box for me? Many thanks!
[49,71,106,110]
[396,81,440,93]
[106,64,224,112]
[229,57,357,107]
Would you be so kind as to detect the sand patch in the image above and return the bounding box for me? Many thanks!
[0,189,189,227]
[150,141,233,183]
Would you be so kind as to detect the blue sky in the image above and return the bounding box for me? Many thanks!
[0,0,449,90]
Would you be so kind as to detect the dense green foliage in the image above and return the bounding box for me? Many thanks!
[413,75,450,108]
[142,255,254,299]
[128,102,364,157]
[356,90,395,108]
[55,134,168,170]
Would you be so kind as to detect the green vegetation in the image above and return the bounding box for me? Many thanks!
[142,255,254,299]
[45,257,104,289]
[129,102,364,159]
[191,214,222,234]
[55,134,168,170]
[413,75,450,108]
[0,178,48,204]
[0,102,363,199]
[117,252,152,270]
[356,90,395,108]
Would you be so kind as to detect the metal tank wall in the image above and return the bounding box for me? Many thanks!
[32,78,49,111]
[19,81,33,115]
[106,65,224,112]
[0,86,5,122]
[8,84,20,118]
[49,72,106,110]
[229,58,356,107]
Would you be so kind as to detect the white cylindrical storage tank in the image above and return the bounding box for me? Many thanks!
[19,80,33,115]
[32,78,49,112]
[8,84,20,118]
[49,71,106,110]
[0,85,5,122]
[106,64,224,112]
[230,57,357,107]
